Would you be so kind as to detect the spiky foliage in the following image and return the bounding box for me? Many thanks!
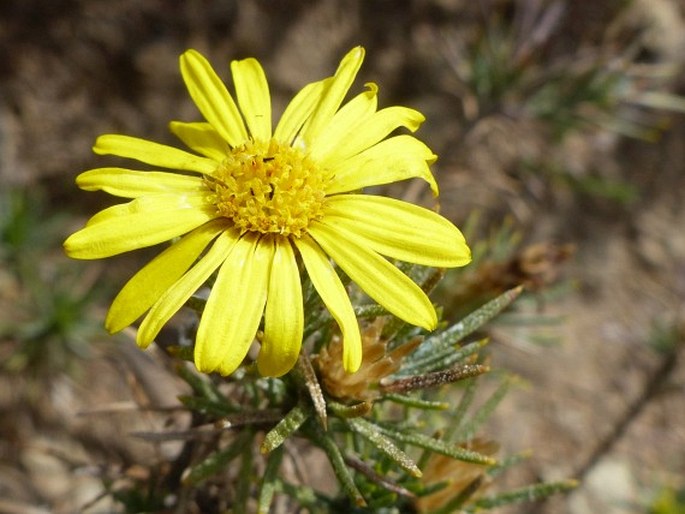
[109,271,575,513]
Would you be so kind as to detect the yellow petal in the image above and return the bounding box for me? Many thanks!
[81,203,129,227]
[76,167,206,198]
[169,121,229,161]
[319,106,425,165]
[308,222,437,331]
[82,189,211,226]
[136,229,239,348]
[294,235,362,373]
[258,237,303,377]
[231,58,272,141]
[326,134,438,196]
[179,49,249,147]
[106,219,226,333]
[94,134,217,174]
[82,192,205,226]
[308,82,378,161]
[300,47,365,144]
[274,79,327,145]
[64,194,215,259]
[195,234,273,376]
[322,195,471,267]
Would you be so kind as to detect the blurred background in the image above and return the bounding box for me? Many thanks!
[1,0,684,512]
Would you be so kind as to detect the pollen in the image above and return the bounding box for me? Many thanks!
[208,139,328,237]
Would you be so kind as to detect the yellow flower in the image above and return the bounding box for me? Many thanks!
[64,47,471,377]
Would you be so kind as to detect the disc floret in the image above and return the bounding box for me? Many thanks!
[208,139,327,237]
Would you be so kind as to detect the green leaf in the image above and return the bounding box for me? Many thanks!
[488,450,532,478]
[261,403,309,454]
[177,395,236,417]
[402,287,521,376]
[347,417,422,477]
[328,400,374,418]
[354,304,389,318]
[183,430,252,485]
[308,421,366,507]
[456,376,512,441]
[257,446,284,514]
[382,394,449,410]
[466,479,578,510]
[398,339,487,376]
[279,480,325,509]
[421,286,522,356]
[377,425,496,466]
[442,377,480,444]
[176,363,225,404]
[235,438,254,514]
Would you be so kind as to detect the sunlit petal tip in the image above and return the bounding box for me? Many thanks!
[344,46,366,65]
[404,109,426,132]
[257,348,299,378]
[363,82,378,95]
[91,135,109,155]
[62,234,76,256]
[89,134,111,153]
[194,329,223,375]
[301,46,367,143]
[195,346,223,373]
[230,56,264,74]
[461,245,473,265]
[92,134,133,157]
[104,310,126,334]
[424,148,438,164]
[425,173,439,197]
[180,48,198,59]
[425,309,439,331]
[63,231,98,260]
[343,341,363,374]
[179,49,208,70]
[336,46,365,83]
[179,49,249,147]
[134,326,155,349]
[217,350,249,377]
[75,170,98,190]
[194,349,221,375]
[406,302,438,332]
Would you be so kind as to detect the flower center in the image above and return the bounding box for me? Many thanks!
[208,139,327,237]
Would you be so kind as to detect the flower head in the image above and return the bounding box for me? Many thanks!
[64,47,471,377]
